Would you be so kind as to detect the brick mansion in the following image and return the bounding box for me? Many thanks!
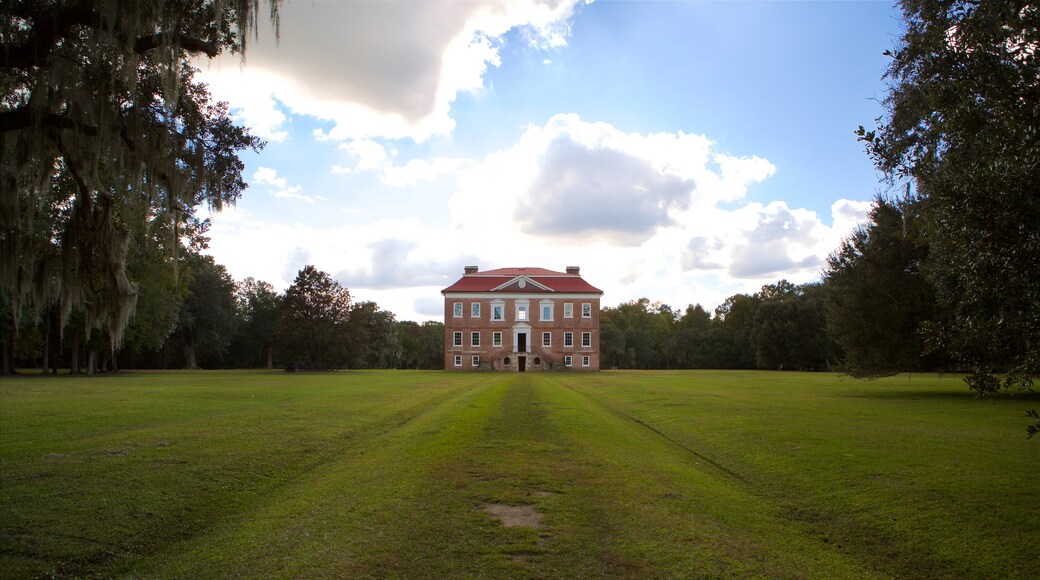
[441,266,603,371]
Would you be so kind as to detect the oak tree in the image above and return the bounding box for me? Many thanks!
[0,0,280,368]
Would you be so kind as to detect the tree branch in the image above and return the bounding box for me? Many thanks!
[134,34,220,58]
[0,106,99,136]
[0,1,96,71]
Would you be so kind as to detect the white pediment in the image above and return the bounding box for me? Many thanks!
[492,275,553,292]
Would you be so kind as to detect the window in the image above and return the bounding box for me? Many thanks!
[471,302,480,318]
[471,332,480,347]
[491,301,504,321]
[582,355,590,367]
[516,303,528,321]
[540,301,554,322]
[453,302,463,317]
[454,355,462,366]
[453,332,462,347]
[564,303,573,318]
[564,355,573,367]
[581,303,592,318]
[542,332,551,347]
[564,332,573,347]
[493,332,502,347]
[472,355,480,367]
[582,332,591,347]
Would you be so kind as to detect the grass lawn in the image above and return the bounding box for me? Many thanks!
[1,370,1037,578]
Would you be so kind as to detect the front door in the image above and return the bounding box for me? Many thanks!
[519,356,527,372]
[517,332,527,352]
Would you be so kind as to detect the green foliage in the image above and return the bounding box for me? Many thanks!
[859,0,1040,390]
[228,278,281,368]
[343,301,399,369]
[167,254,238,369]
[751,282,830,371]
[597,285,831,371]
[0,1,279,360]
[396,320,444,369]
[274,265,351,369]
[1027,409,1040,439]
[824,197,939,377]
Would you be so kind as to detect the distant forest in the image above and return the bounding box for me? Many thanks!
[0,199,938,376]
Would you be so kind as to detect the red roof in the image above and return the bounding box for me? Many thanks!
[442,267,603,295]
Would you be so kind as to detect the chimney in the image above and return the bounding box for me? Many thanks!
[566,266,580,275]
[464,265,479,274]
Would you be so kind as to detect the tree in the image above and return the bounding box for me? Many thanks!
[599,322,626,369]
[711,293,760,369]
[168,253,237,369]
[824,197,940,377]
[229,278,281,368]
[274,266,351,369]
[751,282,830,371]
[1,1,280,365]
[344,301,399,369]
[394,320,446,370]
[858,0,1039,393]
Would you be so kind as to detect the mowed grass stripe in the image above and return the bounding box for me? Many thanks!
[3,370,1038,578]
[559,370,1040,579]
[130,372,514,578]
[1,371,485,577]
[531,374,873,578]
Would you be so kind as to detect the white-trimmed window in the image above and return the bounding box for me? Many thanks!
[516,300,529,321]
[564,355,573,367]
[564,332,574,347]
[582,355,590,367]
[491,300,505,321]
[454,302,463,317]
[493,332,502,347]
[471,332,480,347]
[454,355,462,366]
[542,332,551,347]
[540,300,554,322]
[453,331,463,347]
[581,303,592,318]
[564,303,573,318]
[582,332,591,347]
[471,302,480,318]
[472,355,480,367]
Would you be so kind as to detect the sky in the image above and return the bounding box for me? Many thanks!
[195,0,904,322]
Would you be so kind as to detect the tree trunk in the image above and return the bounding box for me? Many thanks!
[0,338,11,375]
[184,341,197,369]
[266,344,273,369]
[86,349,96,375]
[42,312,51,375]
[70,334,81,375]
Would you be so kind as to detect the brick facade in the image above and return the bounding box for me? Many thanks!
[442,267,602,371]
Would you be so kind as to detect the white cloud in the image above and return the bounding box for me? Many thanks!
[338,139,391,173]
[382,157,474,187]
[252,166,286,188]
[197,1,583,143]
[252,166,321,204]
[209,114,872,322]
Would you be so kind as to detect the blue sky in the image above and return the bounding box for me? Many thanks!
[197,0,903,322]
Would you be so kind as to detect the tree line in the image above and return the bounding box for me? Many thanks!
[1,256,443,373]
[600,281,832,372]
[598,196,948,376]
